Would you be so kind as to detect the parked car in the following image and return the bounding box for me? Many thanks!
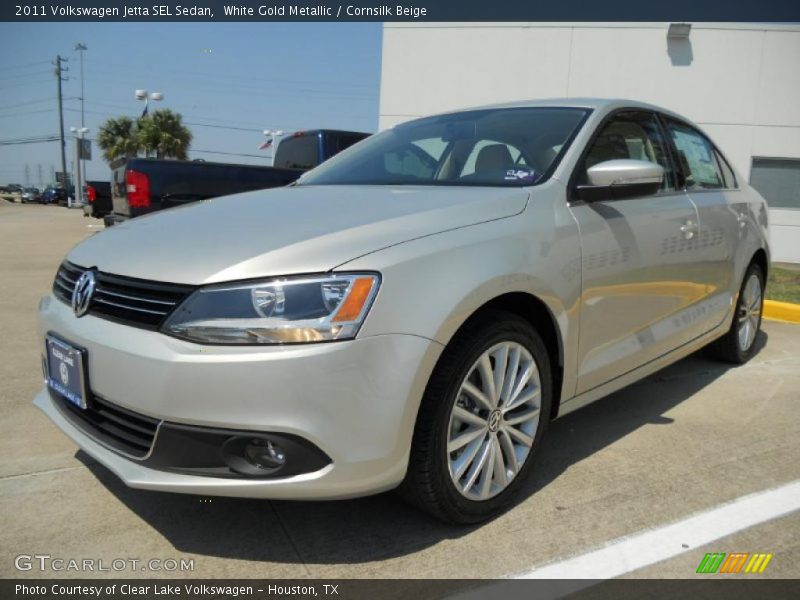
[41,186,68,205]
[21,187,41,203]
[1,183,23,202]
[34,99,769,523]
[107,129,369,226]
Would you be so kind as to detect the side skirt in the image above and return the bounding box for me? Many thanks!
[555,317,731,419]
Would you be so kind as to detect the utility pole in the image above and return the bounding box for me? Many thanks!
[24,164,30,186]
[37,164,43,188]
[53,55,68,188]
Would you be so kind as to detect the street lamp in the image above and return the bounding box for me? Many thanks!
[69,126,89,209]
[263,129,284,165]
[135,89,164,118]
[74,43,88,185]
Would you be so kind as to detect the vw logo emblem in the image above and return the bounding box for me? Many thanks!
[487,409,502,433]
[59,362,69,386]
[71,270,96,317]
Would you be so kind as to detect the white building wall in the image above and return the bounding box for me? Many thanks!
[379,23,800,262]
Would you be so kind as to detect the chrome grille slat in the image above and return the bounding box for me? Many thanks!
[61,263,83,276]
[93,297,170,316]
[94,288,177,306]
[53,277,72,293]
[52,262,194,329]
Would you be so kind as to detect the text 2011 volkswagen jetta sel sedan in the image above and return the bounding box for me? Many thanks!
[35,99,769,523]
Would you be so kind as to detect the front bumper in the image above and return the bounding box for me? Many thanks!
[36,295,442,499]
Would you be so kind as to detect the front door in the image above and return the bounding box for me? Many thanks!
[570,110,701,394]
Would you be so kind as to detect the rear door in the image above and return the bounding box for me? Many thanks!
[569,110,701,393]
[662,117,742,332]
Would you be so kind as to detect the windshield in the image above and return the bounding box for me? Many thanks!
[299,107,589,187]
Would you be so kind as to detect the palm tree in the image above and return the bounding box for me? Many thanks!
[138,109,192,159]
[96,116,141,163]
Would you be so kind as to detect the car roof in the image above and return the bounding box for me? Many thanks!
[425,97,690,123]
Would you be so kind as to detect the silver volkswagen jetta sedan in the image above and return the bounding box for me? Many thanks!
[35,99,769,523]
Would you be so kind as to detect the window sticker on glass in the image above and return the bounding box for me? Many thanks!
[670,128,723,189]
[504,167,538,182]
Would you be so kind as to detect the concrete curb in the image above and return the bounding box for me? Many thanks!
[764,300,800,324]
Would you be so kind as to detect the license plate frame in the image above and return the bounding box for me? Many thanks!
[45,333,90,410]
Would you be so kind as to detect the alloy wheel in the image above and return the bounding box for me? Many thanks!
[737,273,762,352]
[446,341,542,501]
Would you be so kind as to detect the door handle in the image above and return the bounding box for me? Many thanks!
[737,214,748,230]
[680,220,696,240]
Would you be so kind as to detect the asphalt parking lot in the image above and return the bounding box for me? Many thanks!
[1,201,798,580]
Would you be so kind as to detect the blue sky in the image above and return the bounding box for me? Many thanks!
[0,22,382,184]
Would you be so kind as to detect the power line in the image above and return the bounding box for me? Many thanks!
[81,99,271,130]
[64,107,277,133]
[0,136,59,146]
[184,121,262,133]
[5,69,53,80]
[0,97,57,111]
[87,57,376,90]
[83,66,377,99]
[0,108,55,119]
[3,78,55,90]
[0,60,51,72]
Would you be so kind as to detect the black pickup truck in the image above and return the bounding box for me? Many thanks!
[106,129,368,225]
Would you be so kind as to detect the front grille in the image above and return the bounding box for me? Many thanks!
[52,391,160,458]
[53,262,194,329]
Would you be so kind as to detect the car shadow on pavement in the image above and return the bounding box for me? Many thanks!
[77,332,767,566]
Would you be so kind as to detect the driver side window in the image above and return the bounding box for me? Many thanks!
[583,111,675,191]
[383,138,444,180]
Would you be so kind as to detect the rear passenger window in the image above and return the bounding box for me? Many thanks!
[665,121,725,190]
[714,150,737,188]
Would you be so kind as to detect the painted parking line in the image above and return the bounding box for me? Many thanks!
[515,478,800,580]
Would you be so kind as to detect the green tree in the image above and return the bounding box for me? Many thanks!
[96,116,141,163]
[138,109,192,159]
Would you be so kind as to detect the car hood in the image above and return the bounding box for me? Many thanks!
[67,185,529,284]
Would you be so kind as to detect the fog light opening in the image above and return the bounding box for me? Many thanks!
[244,438,286,470]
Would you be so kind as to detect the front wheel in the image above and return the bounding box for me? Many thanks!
[399,310,552,523]
[707,262,765,364]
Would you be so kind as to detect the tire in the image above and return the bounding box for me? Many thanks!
[399,310,552,523]
[707,262,765,364]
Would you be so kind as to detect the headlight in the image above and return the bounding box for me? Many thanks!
[162,273,380,345]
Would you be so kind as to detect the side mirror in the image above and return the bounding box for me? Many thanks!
[576,159,664,202]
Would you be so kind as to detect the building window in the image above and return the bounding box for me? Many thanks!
[750,158,800,210]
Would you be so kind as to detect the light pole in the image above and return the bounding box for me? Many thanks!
[74,43,88,184]
[69,126,89,208]
[135,90,164,158]
[263,129,284,165]
[135,89,163,118]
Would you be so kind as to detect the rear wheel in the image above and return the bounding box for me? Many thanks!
[399,310,552,523]
[707,262,764,364]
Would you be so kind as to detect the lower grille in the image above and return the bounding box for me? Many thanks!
[52,391,160,458]
[53,262,194,329]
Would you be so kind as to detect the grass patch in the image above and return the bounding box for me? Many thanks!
[767,266,800,304]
